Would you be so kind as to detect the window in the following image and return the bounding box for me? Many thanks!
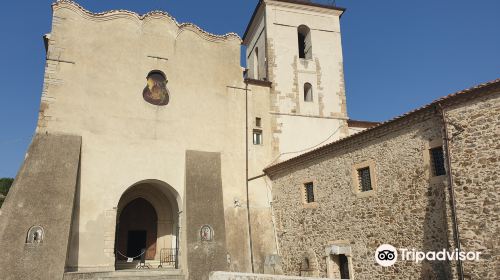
[253,129,262,145]
[304,182,315,203]
[352,160,376,196]
[298,25,312,59]
[357,167,372,192]
[255,117,262,127]
[430,146,446,176]
[304,83,313,102]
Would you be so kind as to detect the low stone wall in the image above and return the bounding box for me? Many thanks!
[209,271,333,280]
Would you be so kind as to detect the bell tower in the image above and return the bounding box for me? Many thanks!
[243,0,349,160]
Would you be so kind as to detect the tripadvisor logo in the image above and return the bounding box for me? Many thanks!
[375,244,481,267]
[375,244,398,267]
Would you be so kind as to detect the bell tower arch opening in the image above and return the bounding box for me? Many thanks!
[115,181,181,269]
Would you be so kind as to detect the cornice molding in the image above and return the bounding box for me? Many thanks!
[266,0,345,16]
[53,0,241,43]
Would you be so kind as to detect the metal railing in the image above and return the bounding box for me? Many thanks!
[159,248,179,269]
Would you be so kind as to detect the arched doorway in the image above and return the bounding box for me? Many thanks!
[115,181,180,269]
[116,198,157,260]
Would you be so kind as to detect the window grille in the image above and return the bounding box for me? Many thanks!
[430,147,446,176]
[304,182,314,203]
[358,167,372,192]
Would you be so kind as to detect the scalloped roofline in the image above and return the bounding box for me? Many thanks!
[53,0,241,42]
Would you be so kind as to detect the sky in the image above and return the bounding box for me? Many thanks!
[0,0,499,178]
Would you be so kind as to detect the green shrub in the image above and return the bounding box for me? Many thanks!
[0,178,14,196]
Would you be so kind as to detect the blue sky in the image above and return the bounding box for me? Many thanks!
[0,0,499,178]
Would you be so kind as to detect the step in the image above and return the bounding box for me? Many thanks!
[64,269,184,280]
[115,260,173,270]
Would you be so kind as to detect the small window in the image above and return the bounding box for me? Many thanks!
[253,130,263,145]
[357,167,372,192]
[298,25,312,59]
[256,117,262,127]
[304,182,315,203]
[304,83,313,102]
[430,146,446,176]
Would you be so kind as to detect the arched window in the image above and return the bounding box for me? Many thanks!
[254,47,260,79]
[298,25,312,59]
[304,83,313,102]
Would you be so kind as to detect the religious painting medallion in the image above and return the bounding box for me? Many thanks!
[143,70,170,106]
[200,225,214,242]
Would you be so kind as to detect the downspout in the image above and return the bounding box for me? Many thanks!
[437,103,464,280]
[245,82,255,273]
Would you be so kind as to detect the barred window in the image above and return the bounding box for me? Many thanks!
[358,167,372,192]
[304,182,315,203]
[430,147,446,176]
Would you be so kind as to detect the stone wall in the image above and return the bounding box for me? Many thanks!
[270,113,455,279]
[445,89,500,279]
[210,271,337,280]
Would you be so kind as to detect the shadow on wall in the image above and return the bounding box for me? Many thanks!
[419,179,453,279]
[65,161,81,272]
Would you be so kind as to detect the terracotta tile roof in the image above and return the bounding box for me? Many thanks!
[264,78,500,176]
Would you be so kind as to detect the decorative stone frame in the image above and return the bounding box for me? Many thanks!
[200,225,214,242]
[300,249,319,277]
[325,241,354,280]
[26,225,45,244]
[351,160,377,198]
[423,138,447,184]
[301,179,318,209]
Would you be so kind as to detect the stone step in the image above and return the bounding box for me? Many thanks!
[115,260,172,270]
[64,269,184,280]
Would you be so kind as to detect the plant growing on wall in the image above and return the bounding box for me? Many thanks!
[0,178,14,207]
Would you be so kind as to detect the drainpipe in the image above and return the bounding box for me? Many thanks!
[437,103,464,280]
[245,82,255,273]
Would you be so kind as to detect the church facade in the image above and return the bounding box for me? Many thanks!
[0,1,357,279]
[1,1,497,280]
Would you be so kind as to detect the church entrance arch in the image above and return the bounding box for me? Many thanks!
[115,181,180,269]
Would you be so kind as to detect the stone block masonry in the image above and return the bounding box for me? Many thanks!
[210,271,339,280]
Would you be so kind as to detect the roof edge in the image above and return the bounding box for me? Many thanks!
[264,78,500,177]
[243,0,346,43]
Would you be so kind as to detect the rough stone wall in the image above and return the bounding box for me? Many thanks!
[271,115,455,279]
[445,90,500,279]
[209,271,338,280]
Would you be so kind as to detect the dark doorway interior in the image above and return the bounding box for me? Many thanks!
[116,198,158,260]
[127,230,147,259]
[339,254,350,279]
